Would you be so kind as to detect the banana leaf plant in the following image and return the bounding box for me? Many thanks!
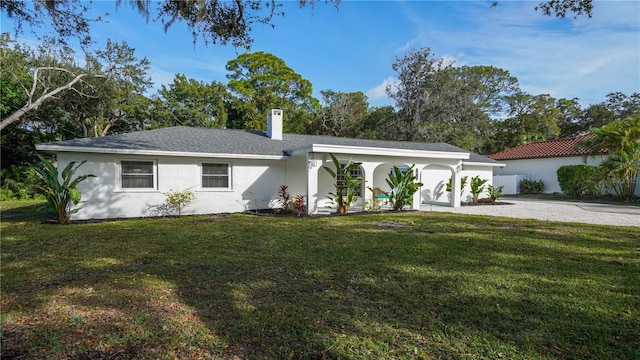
[386,164,423,211]
[32,155,95,224]
[323,153,362,214]
[470,175,488,204]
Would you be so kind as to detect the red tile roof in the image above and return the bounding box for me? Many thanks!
[489,134,600,160]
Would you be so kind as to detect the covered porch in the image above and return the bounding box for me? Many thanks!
[285,144,472,215]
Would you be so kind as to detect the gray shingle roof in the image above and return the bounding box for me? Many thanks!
[37,126,498,164]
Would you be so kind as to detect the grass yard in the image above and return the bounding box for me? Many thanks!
[1,200,639,359]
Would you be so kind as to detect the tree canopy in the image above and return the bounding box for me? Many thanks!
[1,0,340,49]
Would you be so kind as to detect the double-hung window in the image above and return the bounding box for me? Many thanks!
[121,161,155,189]
[202,163,230,189]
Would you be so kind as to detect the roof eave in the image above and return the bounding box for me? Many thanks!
[287,143,470,159]
[35,144,288,160]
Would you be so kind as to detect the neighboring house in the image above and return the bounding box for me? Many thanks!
[36,110,503,220]
[489,135,638,195]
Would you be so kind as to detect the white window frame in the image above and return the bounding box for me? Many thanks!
[337,164,364,198]
[200,162,232,191]
[117,159,158,191]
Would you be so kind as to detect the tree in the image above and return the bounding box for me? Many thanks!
[534,0,593,18]
[226,51,317,132]
[570,92,639,137]
[556,97,583,137]
[309,90,369,137]
[0,35,98,132]
[386,47,453,142]
[151,74,229,128]
[3,0,596,52]
[497,92,561,148]
[387,48,519,152]
[1,35,151,135]
[32,155,95,224]
[578,116,640,201]
[2,0,340,49]
[361,106,398,140]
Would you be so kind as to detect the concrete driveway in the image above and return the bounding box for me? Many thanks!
[424,197,640,227]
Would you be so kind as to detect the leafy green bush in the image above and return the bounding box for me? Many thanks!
[1,165,44,200]
[487,184,505,203]
[556,165,602,198]
[519,179,544,194]
[164,188,196,215]
[386,164,423,211]
[32,155,95,224]
[470,176,488,204]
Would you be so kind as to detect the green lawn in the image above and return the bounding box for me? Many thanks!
[1,201,639,359]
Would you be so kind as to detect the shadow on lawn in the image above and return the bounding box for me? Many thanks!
[1,213,639,359]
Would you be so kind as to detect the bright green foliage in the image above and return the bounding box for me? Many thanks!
[32,155,95,224]
[578,116,640,201]
[226,51,317,132]
[470,176,488,204]
[487,184,505,203]
[386,164,423,211]
[152,74,228,128]
[0,165,43,200]
[323,153,362,214]
[519,179,545,194]
[164,188,196,216]
[557,165,602,198]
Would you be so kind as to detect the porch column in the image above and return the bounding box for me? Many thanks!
[412,164,425,210]
[360,162,378,206]
[451,162,462,208]
[306,152,321,215]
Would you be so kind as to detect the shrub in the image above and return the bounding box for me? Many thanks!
[487,184,505,203]
[277,185,305,215]
[291,194,306,216]
[470,176,488,205]
[557,165,602,198]
[164,188,196,215]
[1,165,44,200]
[386,164,423,211]
[278,184,292,210]
[519,179,544,194]
[32,155,95,224]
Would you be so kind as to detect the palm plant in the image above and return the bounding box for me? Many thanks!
[323,153,362,214]
[32,155,95,224]
[386,164,423,211]
[578,116,640,201]
[470,176,488,204]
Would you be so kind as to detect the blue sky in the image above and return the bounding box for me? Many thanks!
[3,1,639,108]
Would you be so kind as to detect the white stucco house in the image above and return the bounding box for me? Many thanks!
[36,110,503,220]
[490,135,640,196]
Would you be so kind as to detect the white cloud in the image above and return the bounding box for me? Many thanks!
[400,1,639,106]
[367,77,398,101]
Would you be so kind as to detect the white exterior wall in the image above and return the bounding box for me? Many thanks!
[420,164,494,205]
[493,175,531,195]
[56,150,501,220]
[493,156,605,194]
[57,152,289,220]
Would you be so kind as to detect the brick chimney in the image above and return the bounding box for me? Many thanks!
[267,109,283,140]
